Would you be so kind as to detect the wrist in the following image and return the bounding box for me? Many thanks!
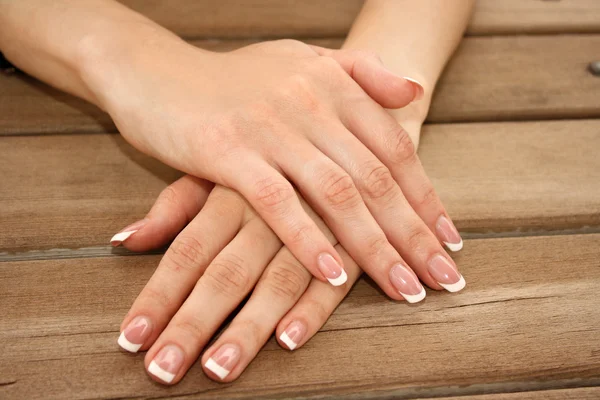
[75,20,188,111]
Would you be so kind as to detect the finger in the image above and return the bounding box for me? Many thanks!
[110,175,214,252]
[223,155,348,286]
[340,96,464,254]
[117,186,245,354]
[277,139,419,301]
[309,120,459,293]
[144,217,282,385]
[276,244,362,351]
[199,200,356,382]
[309,46,423,108]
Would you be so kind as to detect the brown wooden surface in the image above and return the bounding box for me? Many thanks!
[1,234,599,399]
[1,1,599,399]
[2,35,600,135]
[116,0,600,39]
[2,119,599,254]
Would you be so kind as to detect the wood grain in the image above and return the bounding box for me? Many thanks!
[1,234,599,399]
[2,35,600,136]
[432,387,600,400]
[2,119,599,254]
[115,0,600,39]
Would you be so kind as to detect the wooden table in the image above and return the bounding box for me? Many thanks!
[2,1,600,399]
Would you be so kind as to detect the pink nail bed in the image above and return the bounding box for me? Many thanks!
[205,344,241,380]
[117,315,152,353]
[279,321,307,350]
[389,264,426,303]
[317,253,347,286]
[436,215,463,252]
[428,254,466,293]
[148,344,184,384]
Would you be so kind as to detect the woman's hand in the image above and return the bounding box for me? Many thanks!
[115,176,363,383]
[88,36,462,299]
[114,172,464,384]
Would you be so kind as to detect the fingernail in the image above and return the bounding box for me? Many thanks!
[110,219,148,246]
[403,76,424,101]
[436,215,463,252]
[279,321,306,350]
[317,253,347,286]
[205,343,241,380]
[389,264,426,303]
[117,316,152,353]
[148,344,184,384]
[428,254,466,293]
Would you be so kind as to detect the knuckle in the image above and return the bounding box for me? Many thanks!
[142,286,174,311]
[365,235,389,259]
[418,184,440,210]
[386,125,417,166]
[236,319,262,343]
[252,177,295,212]
[303,297,330,324]
[261,261,308,300]
[359,162,397,201]
[288,223,313,247]
[320,169,361,211]
[171,317,206,344]
[405,225,431,252]
[203,254,250,296]
[165,235,207,272]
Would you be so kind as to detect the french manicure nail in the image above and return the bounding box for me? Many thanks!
[148,344,184,384]
[428,254,466,292]
[279,321,307,350]
[403,76,424,101]
[205,343,241,380]
[436,215,463,252]
[317,253,347,286]
[389,264,426,303]
[110,219,148,246]
[117,316,152,353]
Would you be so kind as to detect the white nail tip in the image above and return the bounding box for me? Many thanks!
[439,275,466,293]
[400,287,426,303]
[279,331,298,350]
[148,360,175,383]
[110,230,138,244]
[327,269,348,286]
[403,76,423,86]
[117,332,142,353]
[444,239,463,252]
[205,358,230,380]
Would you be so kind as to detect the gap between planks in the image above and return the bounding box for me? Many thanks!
[2,227,600,263]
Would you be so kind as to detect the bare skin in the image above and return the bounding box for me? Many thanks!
[0,0,474,384]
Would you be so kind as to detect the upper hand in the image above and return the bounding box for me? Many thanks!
[91,38,463,299]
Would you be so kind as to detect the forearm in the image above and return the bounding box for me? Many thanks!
[343,0,474,144]
[0,0,181,107]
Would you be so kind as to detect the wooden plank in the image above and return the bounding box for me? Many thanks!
[471,0,600,35]
[432,387,600,399]
[2,35,599,136]
[2,119,599,253]
[115,0,600,39]
[429,35,600,123]
[1,234,599,399]
[0,134,182,253]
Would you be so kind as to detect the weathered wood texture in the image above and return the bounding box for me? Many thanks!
[1,234,599,399]
[2,119,599,253]
[116,0,600,39]
[433,387,600,400]
[2,35,600,136]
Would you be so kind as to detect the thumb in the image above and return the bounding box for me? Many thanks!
[309,46,424,109]
[110,175,214,252]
